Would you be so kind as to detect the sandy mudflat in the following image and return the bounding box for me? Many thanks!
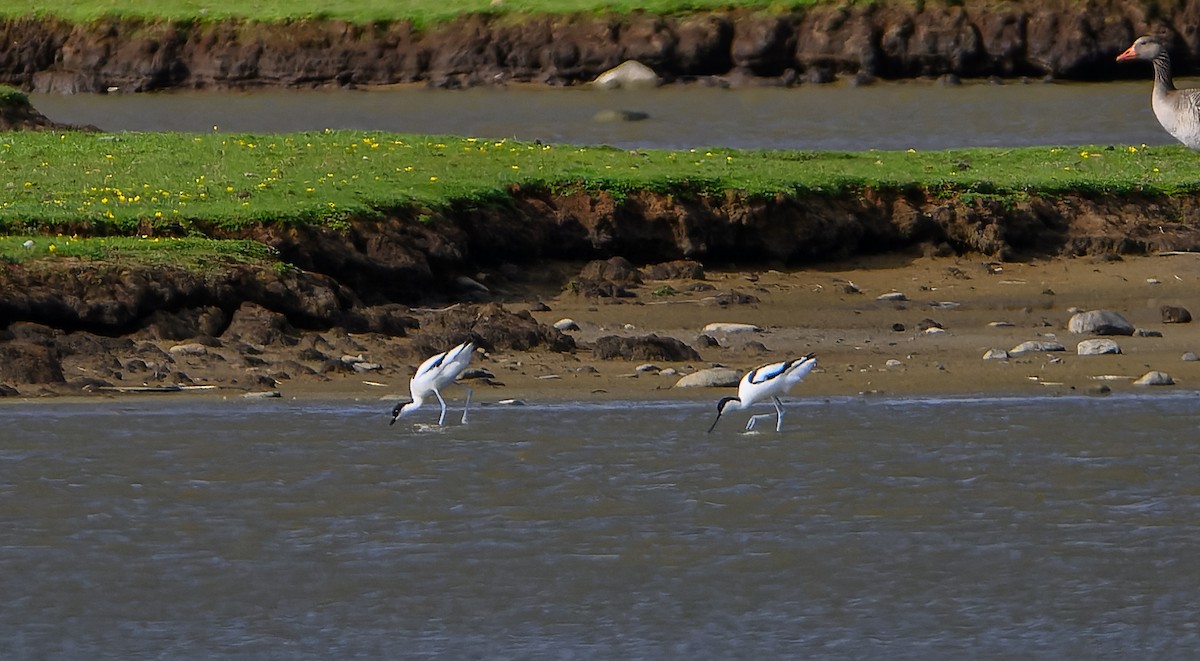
[15,253,1200,408]
[254,253,1200,406]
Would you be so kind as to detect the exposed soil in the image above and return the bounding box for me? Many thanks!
[3,0,1200,93]
[4,187,1200,403]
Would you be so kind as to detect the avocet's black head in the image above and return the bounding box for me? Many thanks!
[390,401,412,425]
[708,396,740,433]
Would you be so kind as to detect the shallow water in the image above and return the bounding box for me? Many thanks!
[31,80,1177,151]
[3,394,1199,657]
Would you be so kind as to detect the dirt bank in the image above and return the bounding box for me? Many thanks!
[3,0,1198,93]
[5,253,1200,408]
[4,185,1200,402]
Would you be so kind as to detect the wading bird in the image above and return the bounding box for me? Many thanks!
[1117,35,1200,150]
[390,341,477,426]
[708,353,817,433]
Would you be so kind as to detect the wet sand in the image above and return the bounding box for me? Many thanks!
[79,252,1200,407]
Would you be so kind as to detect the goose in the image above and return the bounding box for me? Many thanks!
[1117,35,1200,149]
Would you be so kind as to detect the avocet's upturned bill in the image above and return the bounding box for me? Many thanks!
[708,353,816,433]
[390,341,476,426]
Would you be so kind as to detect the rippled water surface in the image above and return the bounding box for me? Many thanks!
[31,80,1179,150]
[3,395,1200,657]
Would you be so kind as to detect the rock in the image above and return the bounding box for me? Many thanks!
[1086,384,1112,396]
[1076,339,1121,355]
[579,257,643,285]
[696,334,720,348]
[0,341,63,384]
[1009,341,1066,355]
[982,349,1009,361]
[222,302,299,347]
[644,260,705,281]
[0,383,19,397]
[702,322,761,334]
[168,343,208,357]
[1183,352,1199,362]
[592,109,650,122]
[1067,310,1134,336]
[635,363,660,372]
[1161,305,1192,324]
[1135,328,1164,338]
[242,391,282,399]
[988,321,1015,328]
[592,334,701,361]
[341,304,419,336]
[673,367,741,388]
[592,60,661,89]
[885,359,904,368]
[1133,371,1174,386]
[923,327,946,335]
[877,292,908,301]
[412,302,575,354]
[554,318,581,331]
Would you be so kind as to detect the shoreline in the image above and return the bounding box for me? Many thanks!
[7,254,1200,405]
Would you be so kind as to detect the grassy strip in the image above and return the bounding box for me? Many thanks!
[5,0,843,25]
[1,129,1196,239]
[0,234,277,267]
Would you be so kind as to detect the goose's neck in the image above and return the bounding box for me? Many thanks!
[1153,52,1176,92]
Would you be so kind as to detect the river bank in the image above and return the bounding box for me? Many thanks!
[1,0,1196,94]
[5,253,1200,405]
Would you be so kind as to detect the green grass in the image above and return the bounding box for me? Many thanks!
[0,234,276,268]
[0,130,1196,239]
[4,0,851,25]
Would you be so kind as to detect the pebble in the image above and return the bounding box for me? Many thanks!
[554,318,581,331]
[877,292,908,301]
[983,349,1009,361]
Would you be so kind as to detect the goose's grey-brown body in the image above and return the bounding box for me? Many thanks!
[1117,36,1200,150]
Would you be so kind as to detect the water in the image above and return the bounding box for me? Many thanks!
[31,81,1178,151]
[3,394,1199,657]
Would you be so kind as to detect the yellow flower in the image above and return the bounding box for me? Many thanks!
[430,176,439,182]
[48,244,56,252]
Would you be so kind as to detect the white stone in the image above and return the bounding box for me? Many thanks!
[1068,310,1135,336]
[1076,339,1121,356]
[877,291,908,301]
[1009,341,1066,355]
[702,322,761,334]
[592,60,661,89]
[1134,370,1175,386]
[553,318,581,331]
[169,343,208,356]
[983,349,1009,361]
[673,367,741,388]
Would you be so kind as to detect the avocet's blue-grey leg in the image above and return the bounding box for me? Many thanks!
[433,389,448,425]
[746,413,773,431]
[460,386,473,424]
[773,396,785,432]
